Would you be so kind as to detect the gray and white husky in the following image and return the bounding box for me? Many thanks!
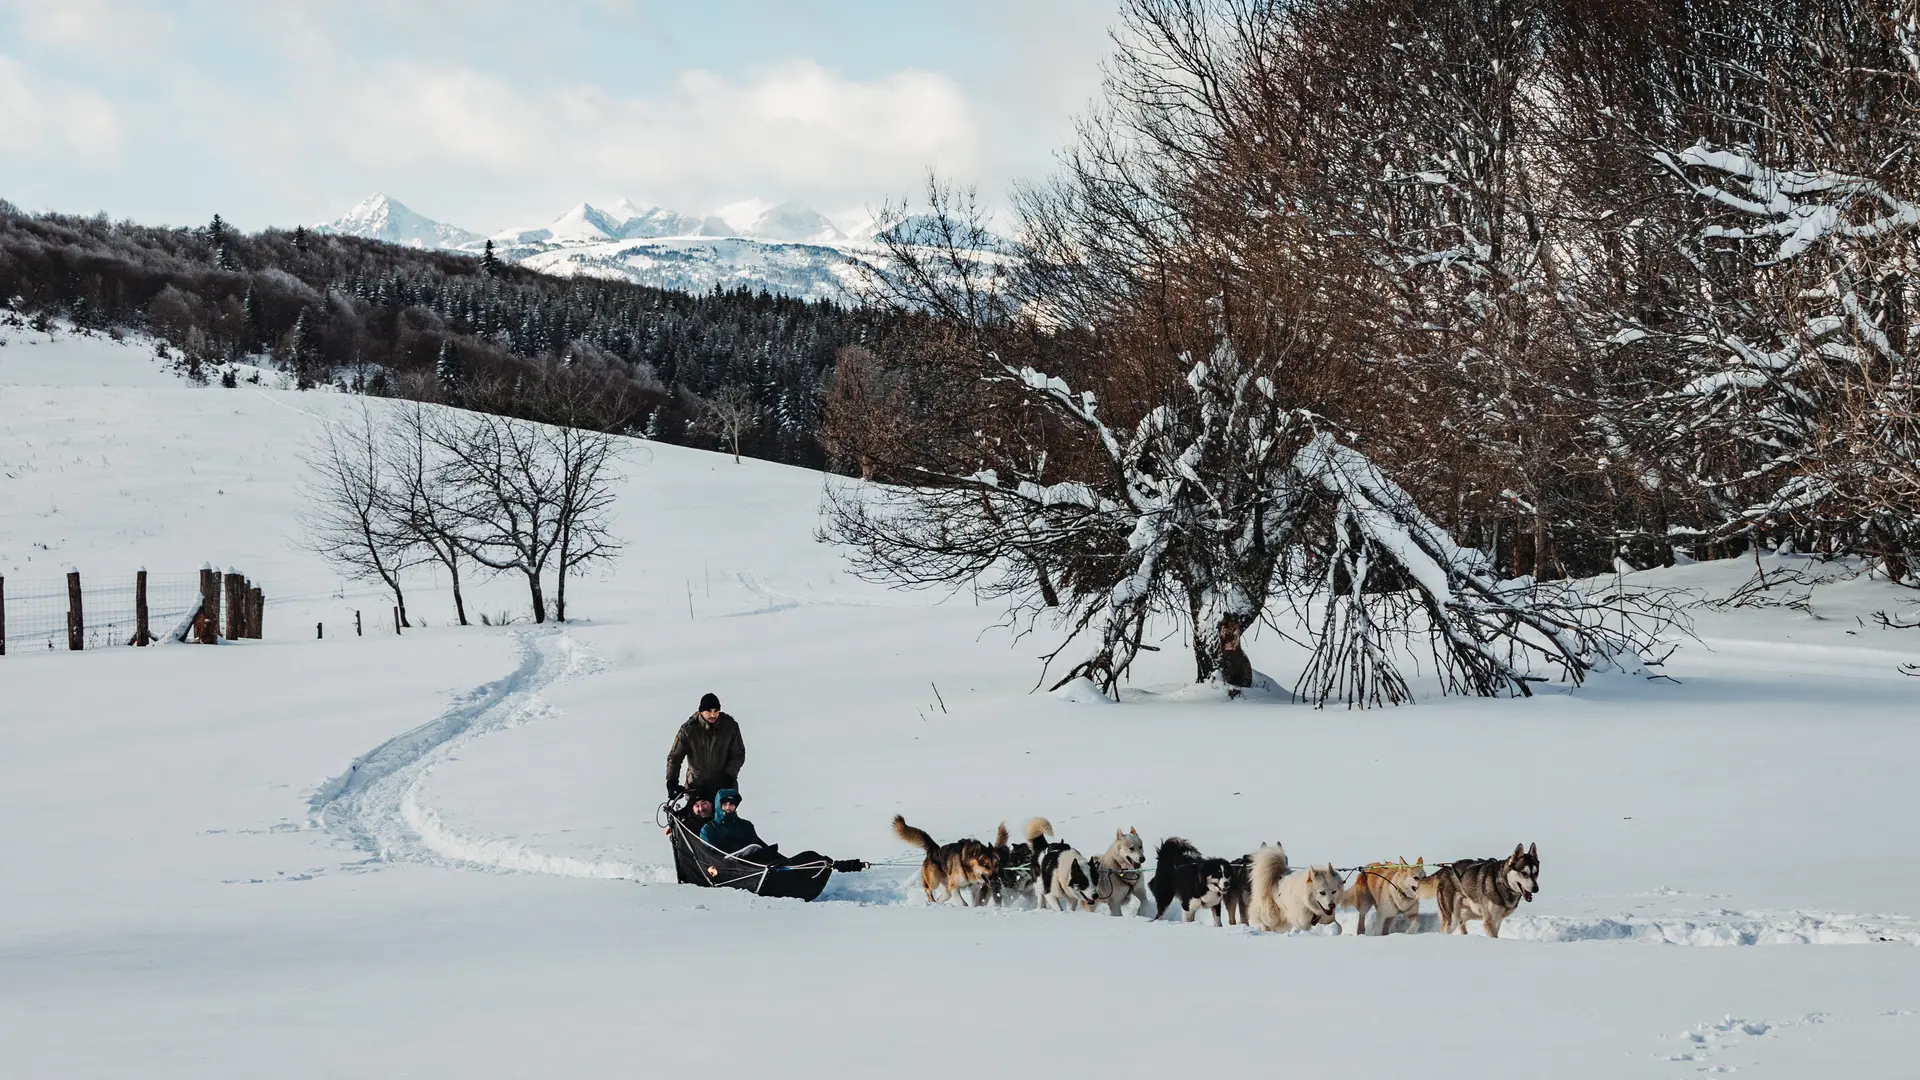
[1424,843,1540,938]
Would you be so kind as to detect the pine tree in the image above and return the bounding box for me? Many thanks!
[481,239,503,278]
[205,214,235,271]
[292,225,311,253]
[436,339,463,400]
[289,310,314,390]
[241,284,259,339]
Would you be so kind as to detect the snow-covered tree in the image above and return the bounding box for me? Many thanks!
[436,338,463,401]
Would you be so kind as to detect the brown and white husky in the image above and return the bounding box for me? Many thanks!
[892,815,1001,906]
[1341,857,1427,935]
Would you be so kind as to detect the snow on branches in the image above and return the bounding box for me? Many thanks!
[1656,142,1920,264]
[826,340,1669,706]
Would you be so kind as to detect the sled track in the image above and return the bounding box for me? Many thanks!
[309,629,674,883]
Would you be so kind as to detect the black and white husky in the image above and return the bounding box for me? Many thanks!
[1147,837,1235,924]
[1034,840,1100,911]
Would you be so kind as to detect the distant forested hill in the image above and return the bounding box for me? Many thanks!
[0,201,899,468]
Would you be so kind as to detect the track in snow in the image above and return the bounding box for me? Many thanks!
[308,629,672,883]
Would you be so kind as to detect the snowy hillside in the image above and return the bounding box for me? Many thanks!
[317,193,893,301]
[4,325,1919,1077]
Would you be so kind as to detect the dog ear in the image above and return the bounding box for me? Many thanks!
[1512,843,1525,858]
[1116,828,1125,841]
[1528,842,1537,858]
[1129,827,1139,836]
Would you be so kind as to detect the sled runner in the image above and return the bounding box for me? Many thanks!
[660,803,856,901]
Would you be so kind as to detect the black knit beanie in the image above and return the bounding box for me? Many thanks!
[698,692,721,712]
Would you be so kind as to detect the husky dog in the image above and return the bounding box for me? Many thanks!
[1147,837,1235,924]
[892,815,1002,906]
[1424,843,1539,937]
[1087,828,1151,917]
[985,817,1054,907]
[1341,857,1427,935]
[1246,845,1344,933]
[1034,840,1100,911]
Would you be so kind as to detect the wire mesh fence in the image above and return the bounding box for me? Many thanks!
[2,570,213,654]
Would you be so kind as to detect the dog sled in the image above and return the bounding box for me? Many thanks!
[660,802,862,902]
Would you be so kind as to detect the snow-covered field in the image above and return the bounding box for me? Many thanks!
[2,326,1917,1078]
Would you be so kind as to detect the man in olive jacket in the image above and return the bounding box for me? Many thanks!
[665,692,745,802]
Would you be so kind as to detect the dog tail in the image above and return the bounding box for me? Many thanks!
[995,821,1009,848]
[892,815,939,856]
[1155,836,1197,867]
[1251,844,1289,901]
[1023,817,1054,846]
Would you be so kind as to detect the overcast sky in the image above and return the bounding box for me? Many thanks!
[0,0,1117,232]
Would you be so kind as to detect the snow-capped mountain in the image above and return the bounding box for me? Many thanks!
[314,193,481,250]
[314,194,905,301]
[712,198,846,243]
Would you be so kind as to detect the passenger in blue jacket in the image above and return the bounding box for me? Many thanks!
[699,788,766,856]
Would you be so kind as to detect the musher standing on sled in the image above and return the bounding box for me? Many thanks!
[665,692,745,804]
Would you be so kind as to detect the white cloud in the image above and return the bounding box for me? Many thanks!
[1,0,175,56]
[0,55,121,160]
[308,58,978,219]
[0,1,1111,230]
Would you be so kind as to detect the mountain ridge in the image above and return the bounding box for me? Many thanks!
[316,193,889,301]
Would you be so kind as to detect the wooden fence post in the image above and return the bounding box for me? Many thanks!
[317,622,323,639]
[1,574,7,657]
[190,568,209,642]
[66,570,84,651]
[194,567,223,644]
[253,589,265,638]
[130,569,153,646]
[355,610,362,637]
[224,572,245,640]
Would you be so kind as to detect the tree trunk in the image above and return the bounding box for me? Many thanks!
[1189,586,1255,690]
[1217,613,1254,690]
[1532,512,1553,581]
[525,571,547,624]
[448,556,468,626]
[555,531,571,623]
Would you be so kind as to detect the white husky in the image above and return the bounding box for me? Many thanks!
[1247,844,1344,933]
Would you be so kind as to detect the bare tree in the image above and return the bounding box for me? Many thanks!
[299,403,421,625]
[428,409,626,623]
[386,402,483,626]
[547,421,625,622]
[698,384,758,463]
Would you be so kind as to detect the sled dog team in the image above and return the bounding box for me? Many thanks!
[891,814,1541,937]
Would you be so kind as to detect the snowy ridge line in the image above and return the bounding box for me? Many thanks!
[309,629,674,883]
